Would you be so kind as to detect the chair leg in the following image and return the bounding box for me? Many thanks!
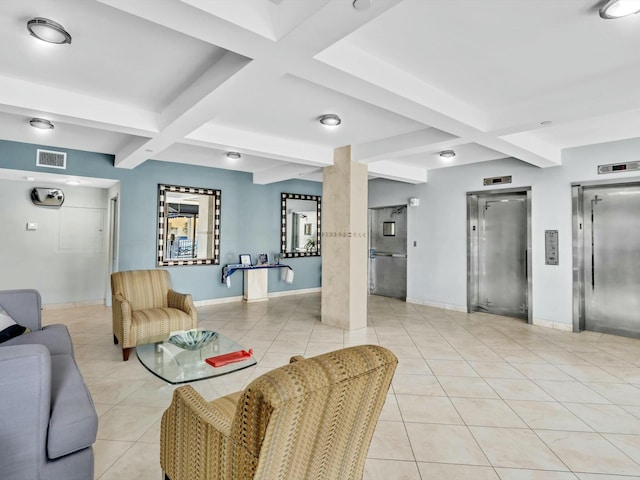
[113,334,119,345]
[122,347,131,361]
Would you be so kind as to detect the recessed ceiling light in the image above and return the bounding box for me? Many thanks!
[319,114,342,127]
[26,17,72,44]
[439,150,456,159]
[599,0,640,19]
[540,120,553,126]
[226,151,242,160]
[29,118,54,130]
[352,0,372,10]
[66,179,80,185]
[25,176,35,182]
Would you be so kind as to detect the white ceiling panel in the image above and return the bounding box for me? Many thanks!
[0,0,639,184]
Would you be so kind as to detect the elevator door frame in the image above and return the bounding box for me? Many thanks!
[572,178,640,333]
[467,187,532,323]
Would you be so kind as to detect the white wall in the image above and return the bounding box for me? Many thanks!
[369,137,640,327]
[0,179,109,305]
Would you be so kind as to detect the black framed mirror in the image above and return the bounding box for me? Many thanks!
[281,192,321,258]
[157,184,221,266]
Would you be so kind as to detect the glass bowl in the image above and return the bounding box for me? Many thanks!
[168,330,218,351]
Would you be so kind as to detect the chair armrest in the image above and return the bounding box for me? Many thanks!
[0,289,42,332]
[168,290,198,326]
[0,344,51,479]
[112,293,132,344]
[161,386,256,480]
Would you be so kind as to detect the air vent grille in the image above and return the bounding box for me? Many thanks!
[36,149,66,169]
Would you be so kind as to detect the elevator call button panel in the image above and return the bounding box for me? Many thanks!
[545,230,559,266]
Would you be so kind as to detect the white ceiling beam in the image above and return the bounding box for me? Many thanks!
[0,75,157,137]
[114,52,251,168]
[185,124,333,168]
[253,164,321,185]
[353,128,460,163]
[367,160,427,184]
[97,0,271,60]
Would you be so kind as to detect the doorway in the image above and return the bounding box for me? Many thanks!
[467,188,532,321]
[572,182,640,338]
[368,205,407,300]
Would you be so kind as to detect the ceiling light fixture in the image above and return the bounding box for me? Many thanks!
[599,0,640,19]
[352,0,373,10]
[26,17,72,44]
[439,150,456,159]
[226,151,241,160]
[319,114,342,126]
[540,120,553,126]
[29,118,54,130]
[66,179,80,186]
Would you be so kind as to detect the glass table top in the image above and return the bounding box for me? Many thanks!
[136,330,256,384]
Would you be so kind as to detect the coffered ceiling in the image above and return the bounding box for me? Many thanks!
[1,0,639,185]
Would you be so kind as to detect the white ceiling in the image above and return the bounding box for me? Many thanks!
[1,0,639,185]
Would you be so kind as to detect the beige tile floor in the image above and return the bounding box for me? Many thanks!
[42,293,640,480]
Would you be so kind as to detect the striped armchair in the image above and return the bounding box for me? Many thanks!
[160,344,398,480]
[111,269,197,361]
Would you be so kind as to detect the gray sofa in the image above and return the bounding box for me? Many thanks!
[0,289,98,480]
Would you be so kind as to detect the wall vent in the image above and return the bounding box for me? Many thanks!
[36,149,66,169]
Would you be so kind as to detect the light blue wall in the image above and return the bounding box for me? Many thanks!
[369,138,640,328]
[0,140,321,302]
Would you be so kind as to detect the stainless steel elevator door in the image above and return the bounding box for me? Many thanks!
[478,195,528,319]
[583,185,640,337]
[369,206,407,300]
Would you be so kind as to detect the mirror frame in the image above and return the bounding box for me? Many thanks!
[280,192,321,258]
[157,184,221,266]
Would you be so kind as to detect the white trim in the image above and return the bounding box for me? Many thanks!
[43,299,105,310]
[268,287,321,298]
[194,296,244,307]
[532,318,573,331]
[407,297,466,312]
[194,288,322,307]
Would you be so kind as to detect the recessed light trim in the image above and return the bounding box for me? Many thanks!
[540,120,553,126]
[319,114,342,126]
[226,151,242,160]
[439,150,456,159]
[599,0,640,19]
[27,17,72,44]
[352,0,372,10]
[66,179,80,186]
[30,118,54,130]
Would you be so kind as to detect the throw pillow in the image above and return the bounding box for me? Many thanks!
[0,304,29,343]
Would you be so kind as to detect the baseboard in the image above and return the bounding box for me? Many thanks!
[532,318,573,331]
[268,287,321,298]
[194,287,322,307]
[194,296,244,307]
[42,299,105,310]
[406,297,467,312]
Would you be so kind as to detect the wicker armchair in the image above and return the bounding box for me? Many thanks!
[160,344,397,480]
[111,269,197,361]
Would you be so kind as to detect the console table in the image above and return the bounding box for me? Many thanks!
[221,264,293,302]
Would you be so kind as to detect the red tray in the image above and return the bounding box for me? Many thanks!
[206,349,253,367]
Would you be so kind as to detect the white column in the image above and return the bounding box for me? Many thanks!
[321,146,368,330]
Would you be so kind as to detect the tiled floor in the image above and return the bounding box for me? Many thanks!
[43,293,640,480]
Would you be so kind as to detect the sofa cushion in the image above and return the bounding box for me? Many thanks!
[0,305,29,343]
[2,324,73,356]
[47,354,98,459]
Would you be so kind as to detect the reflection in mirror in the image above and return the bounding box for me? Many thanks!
[281,193,321,258]
[157,184,221,266]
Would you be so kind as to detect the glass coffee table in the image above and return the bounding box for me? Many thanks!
[136,330,256,384]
